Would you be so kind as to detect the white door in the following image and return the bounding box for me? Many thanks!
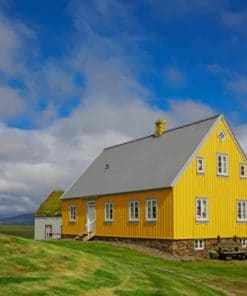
[45,225,52,238]
[87,200,95,232]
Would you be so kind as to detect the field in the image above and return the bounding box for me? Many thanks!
[0,225,34,239]
[0,233,247,296]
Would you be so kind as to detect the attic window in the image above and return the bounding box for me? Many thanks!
[218,130,226,142]
[240,164,247,179]
[196,157,205,174]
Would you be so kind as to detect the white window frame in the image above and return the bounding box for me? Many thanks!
[240,238,247,248]
[196,198,208,222]
[104,202,113,222]
[240,164,247,179]
[196,157,205,174]
[146,199,158,221]
[194,240,205,250]
[69,205,76,222]
[217,153,229,176]
[129,200,139,222]
[237,200,247,222]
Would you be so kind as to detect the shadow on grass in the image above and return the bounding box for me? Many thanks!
[0,275,46,285]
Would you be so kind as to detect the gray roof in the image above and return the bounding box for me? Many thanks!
[61,115,220,199]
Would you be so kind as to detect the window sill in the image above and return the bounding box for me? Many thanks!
[194,248,205,251]
[128,220,139,224]
[69,220,76,224]
[104,220,113,224]
[237,220,247,223]
[195,220,209,224]
[217,174,229,178]
[196,172,205,175]
[145,220,157,224]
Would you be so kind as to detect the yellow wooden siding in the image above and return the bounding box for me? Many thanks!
[62,198,87,235]
[174,118,247,239]
[95,189,173,239]
[62,188,173,238]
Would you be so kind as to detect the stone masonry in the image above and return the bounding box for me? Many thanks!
[92,236,239,258]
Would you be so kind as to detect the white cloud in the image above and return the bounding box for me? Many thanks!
[164,67,187,89]
[235,125,247,156]
[0,87,25,120]
[0,12,34,77]
[227,76,247,97]
[164,99,215,126]
[0,1,246,219]
[25,63,82,105]
[0,96,219,217]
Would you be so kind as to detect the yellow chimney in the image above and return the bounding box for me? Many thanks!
[154,119,167,137]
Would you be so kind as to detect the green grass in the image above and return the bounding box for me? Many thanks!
[0,234,246,295]
[0,225,34,239]
[35,190,63,216]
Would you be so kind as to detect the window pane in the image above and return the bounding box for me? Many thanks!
[238,202,242,219]
[70,206,76,221]
[146,200,157,220]
[148,203,151,219]
[105,203,113,220]
[197,158,204,172]
[134,202,138,219]
[241,166,244,176]
[197,200,201,218]
[152,204,156,219]
[110,204,113,219]
[202,200,207,218]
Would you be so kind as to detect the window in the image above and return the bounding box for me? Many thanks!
[240,238,247,248]
[104,202,113,222]
[194,240,205,250]
[146,199,157,221]
[218,130,226,142]
[240,164,247,179]
[129,200,139,222]
[69,205,76,222]
[217,154,228,176]
[237,200,247,222]
[196,198,208,222]
[45,225,52,238]
[196,157,205,174]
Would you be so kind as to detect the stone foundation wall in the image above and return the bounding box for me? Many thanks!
[61,234,75,239]
[92,236,238,258]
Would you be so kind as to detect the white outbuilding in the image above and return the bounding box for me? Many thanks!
[34,190,64,240]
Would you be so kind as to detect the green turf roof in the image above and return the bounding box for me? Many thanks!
[35,190,64,217]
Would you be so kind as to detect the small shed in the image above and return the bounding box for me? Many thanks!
[34,190,64,240]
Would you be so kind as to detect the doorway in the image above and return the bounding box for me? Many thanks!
[45,225,52,238]
[87,200,96,233]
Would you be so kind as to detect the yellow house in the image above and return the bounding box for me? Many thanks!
[61,115,247,256]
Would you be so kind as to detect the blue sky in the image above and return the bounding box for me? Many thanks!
[0,0,247,217]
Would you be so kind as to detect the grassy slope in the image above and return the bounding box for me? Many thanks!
[1,235,247,296]
[0,225,34,239]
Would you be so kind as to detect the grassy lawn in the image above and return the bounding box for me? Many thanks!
[0,234,246,295]
[0,225,34,239]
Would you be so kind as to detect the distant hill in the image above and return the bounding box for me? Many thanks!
[0,213,34,225]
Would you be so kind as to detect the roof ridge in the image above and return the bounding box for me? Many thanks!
[163,114,221,134]
[104,114,221,151]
